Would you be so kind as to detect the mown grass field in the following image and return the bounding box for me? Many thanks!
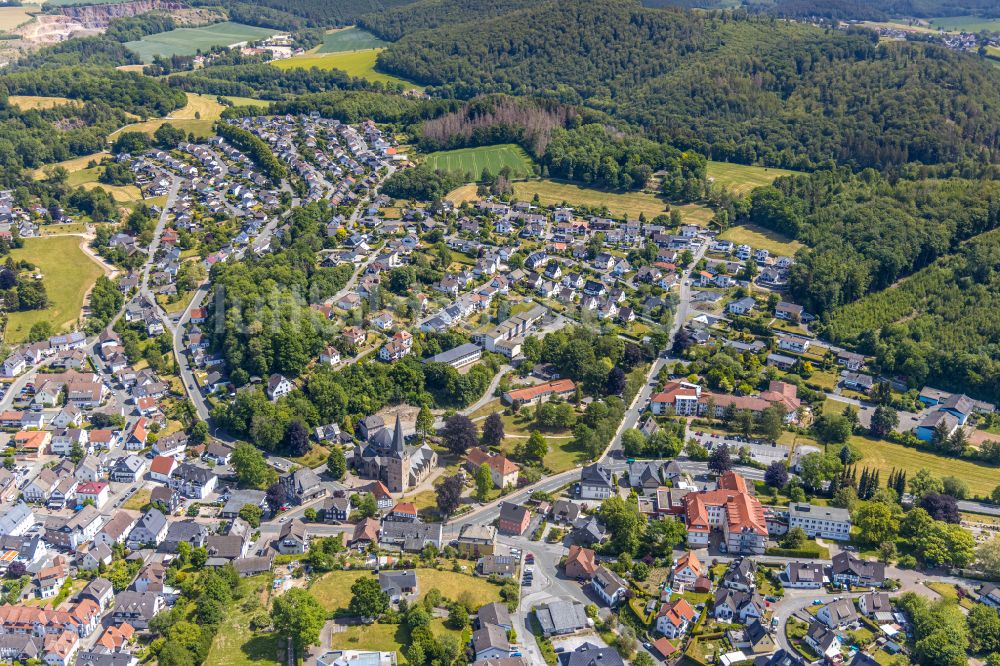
[829,428,1000,498]
[509,179,667,219]
[273,48,419,88]
[109,93,224,140]
[425,144,534,180]
[125,21,279,63]
[5,236,105,343]
[316,26,387,53]
[718,222,803,255]
[224,95,271,109]
[8,95,78,110]
[928,15,1000,31]
[707,160,799,196]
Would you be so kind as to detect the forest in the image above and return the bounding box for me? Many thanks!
[746,168,1000,313]
[375,0,1000,169]
[820,229,1000,402]
[358,0,542,41]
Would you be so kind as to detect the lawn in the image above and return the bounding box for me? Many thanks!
[0,5,35,30]
[109,93,225,140]
[315,26,387,53]
[206,575,281,666]
[329,618,459,664]
[718,223,804,256]
[39,222,87,236]
[498,413,583,473]
[425,144,535,180]
[928,15,1000,32]
[707,160,799,196]
[125,22,280,62]
[5,236,106,343]
[273,49,419,88]
[849,434,1000,498]
[8,95,78,110]
[510,179,675,220]
[287,442,330,468]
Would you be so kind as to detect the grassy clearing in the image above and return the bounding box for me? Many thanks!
[8,95,78,111]
[122,488,151,511]
[425,144,534,180]
[5,236,105,343]
[312,568,501,614]
[32,152,109,179]
[316,26,387,53]
[273,48,419,88]
[206,575,281,666]
[0,6,35,30]
[718,223,803,255]
[848,434,999,498]
[928,15,1000,31]
[125,21,279,62]
[109,93,224,140]
[707,160,799,196]
[511,179,672,219]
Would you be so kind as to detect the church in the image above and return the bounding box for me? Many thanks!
[354,412,438,493]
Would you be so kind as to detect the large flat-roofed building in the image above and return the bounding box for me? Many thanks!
[787,503,851,540]
[422,343,482,369]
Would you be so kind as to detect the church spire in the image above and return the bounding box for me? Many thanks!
[393,413,405,454]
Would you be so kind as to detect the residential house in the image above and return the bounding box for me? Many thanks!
[578,464,614,500]
[655,598,697,639]
[497,502,531,535]
[831,552,885,587]
[534,600,589,637]
[591,566,628,607]
[276,519,309,554]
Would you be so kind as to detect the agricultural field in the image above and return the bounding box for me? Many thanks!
[5,236,106,343]
[124,21,279,63]
[718,222,804,255]
[273,48,419,88]
[928,15,1000,32]
[109,92,224,140]
[706,160,799,196]
[0,5,35,30]
[425,144,534,180]
[315,26,387,53]
[7,95,78,110]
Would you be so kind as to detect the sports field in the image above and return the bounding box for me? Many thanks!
[928,15,1000,32]
[109,93,224,140]
[707,160,799,196]
[273,48,419,88]
[5,236,105,343]
[718,222,803,255]
[316,26,387,53]
[425,144,534,179]
[124,22,279,63]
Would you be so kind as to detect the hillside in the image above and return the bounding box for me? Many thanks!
[821,229,1000,402]
[358,0,543,41]
[376,0,1000,169]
